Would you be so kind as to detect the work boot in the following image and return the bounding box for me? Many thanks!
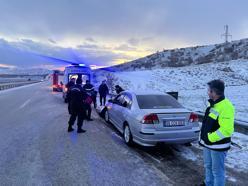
[77,128,86,133]
[68,125,74,132]
[87,118,93,121]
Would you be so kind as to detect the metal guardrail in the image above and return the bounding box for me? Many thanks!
[0,81,41,91]
[195,111,248,135]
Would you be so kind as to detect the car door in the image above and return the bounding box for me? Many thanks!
[115,93,133,132]
[112,94,126,131]
[109,94,125,129]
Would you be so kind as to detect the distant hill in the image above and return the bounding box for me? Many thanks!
[0,68,51,75]
[107,38,248,71]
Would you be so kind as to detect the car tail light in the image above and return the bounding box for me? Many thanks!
[189,113,199,122]
[142,114,159,124]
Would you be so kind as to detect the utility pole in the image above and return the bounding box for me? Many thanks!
[221,25,232,43]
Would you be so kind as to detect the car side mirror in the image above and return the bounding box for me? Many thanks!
[123,101,128,108]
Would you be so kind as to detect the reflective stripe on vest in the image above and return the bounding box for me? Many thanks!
[216,129,226,140]
[210,108,219,117]
[199,139,231,150]
[71,88,81,92]
[208,108,219,120]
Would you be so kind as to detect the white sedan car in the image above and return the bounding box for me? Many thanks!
[103,91,200,146]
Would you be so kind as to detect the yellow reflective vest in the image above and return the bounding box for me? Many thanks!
[199,96,235,151]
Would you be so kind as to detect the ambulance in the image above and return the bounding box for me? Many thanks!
[62,64,92,102]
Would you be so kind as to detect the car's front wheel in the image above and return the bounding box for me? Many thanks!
[124,124,133,146]
[104,110,110,123]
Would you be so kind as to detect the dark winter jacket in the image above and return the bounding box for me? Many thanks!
[83,84,94,91]
[66,81,75,90]
[99,84,109,96]
[115,86,124,94]
[67,84,87,111]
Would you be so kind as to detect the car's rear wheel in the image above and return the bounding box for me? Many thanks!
[124,124,133,146]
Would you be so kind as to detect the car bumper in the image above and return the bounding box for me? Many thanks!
[133,127,200,146]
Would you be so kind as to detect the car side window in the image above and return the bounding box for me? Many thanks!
[113,95,120,102]
[115,95,125,105]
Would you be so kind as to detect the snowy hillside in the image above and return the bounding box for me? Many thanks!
[108,38,248,71]
[94,59,248,122]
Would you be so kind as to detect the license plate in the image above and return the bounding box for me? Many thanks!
[163,119,185,127]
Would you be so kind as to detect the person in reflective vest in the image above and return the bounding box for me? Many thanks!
[199,80,235,186]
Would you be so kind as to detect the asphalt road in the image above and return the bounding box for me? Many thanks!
[0,81,246,186]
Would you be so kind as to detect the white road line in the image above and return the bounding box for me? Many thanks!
[144,152,161,163]
[19,99,31,109]
[112,132,124,141]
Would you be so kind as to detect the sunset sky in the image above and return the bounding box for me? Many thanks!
[0,0,248,69]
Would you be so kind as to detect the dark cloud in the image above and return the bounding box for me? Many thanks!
[127,38,140,46]
[114,44,136,51]
[85,37,97,43]
[77,44,100,49]
[0,38,130,68]
[48,39,56,44]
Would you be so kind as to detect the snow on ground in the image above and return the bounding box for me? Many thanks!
[225,132,248,172]
[173,131,248,173]
[94,59,248,174]
[180,85,248,123]
[94,59,248,178]
[95,59,248,122]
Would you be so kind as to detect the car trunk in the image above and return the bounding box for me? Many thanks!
[142,108,192,131]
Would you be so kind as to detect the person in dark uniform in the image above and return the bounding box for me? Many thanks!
[115,85,124,94]
[66,78,76,90]
[98,80,109,106]
[83,80,94,121]
[83,80,94,91]
[66,78,76,112]
[92,90,97,108]
[67,78,87,133]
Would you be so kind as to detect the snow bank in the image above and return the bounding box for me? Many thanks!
[95,59,248,122]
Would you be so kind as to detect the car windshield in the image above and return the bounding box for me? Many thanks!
[136,95,183,109]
